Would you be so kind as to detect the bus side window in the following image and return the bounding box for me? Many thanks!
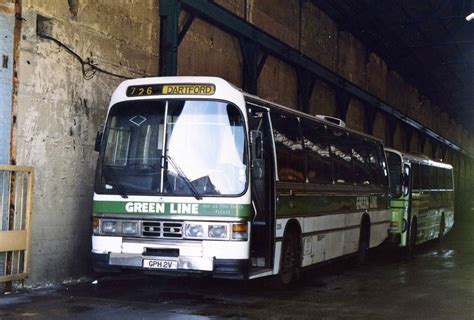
[271,112,305,182]
[442,168,449,190]
[329,130,353,185]
[446,169,453,189]
[302,120,333,184]
[352,137,370,186]
[412,163,421,191]
[443,168,449,190]
[430,166,438,190]
[366,142,383,186]
[420,164,430,190]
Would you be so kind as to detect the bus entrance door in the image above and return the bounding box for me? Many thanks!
[248,105,275,271]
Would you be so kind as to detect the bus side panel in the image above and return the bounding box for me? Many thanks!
[275,194,389,267]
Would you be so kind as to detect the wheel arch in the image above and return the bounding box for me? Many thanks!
[283,218,302,237]
[282,219,302,267]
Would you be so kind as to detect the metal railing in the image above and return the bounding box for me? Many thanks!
[0,165,34,283]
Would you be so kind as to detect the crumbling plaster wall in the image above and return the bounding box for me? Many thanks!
[15,0,158,284]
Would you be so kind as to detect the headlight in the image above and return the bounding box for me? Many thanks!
[208,225,228,239]
[122,222,138,235]
[185,224,204,238]
[232,223,248,240]
[102,221,117,234]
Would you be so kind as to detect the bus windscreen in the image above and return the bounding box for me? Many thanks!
[95,99,247,197]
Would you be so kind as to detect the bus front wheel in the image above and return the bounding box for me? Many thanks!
[278,230,300,286]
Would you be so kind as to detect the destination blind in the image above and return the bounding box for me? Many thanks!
[126,83,216,97]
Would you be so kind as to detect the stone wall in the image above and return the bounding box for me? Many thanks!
[14,0,158,284]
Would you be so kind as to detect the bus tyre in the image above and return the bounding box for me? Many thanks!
[407,219,417,256]
[437,214,445,241]
[357,224,370,265]
[278,231,300,286]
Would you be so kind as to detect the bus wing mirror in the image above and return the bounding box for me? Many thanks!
[94,125,104,152]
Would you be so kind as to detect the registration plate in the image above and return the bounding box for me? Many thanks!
[143,259,178,269]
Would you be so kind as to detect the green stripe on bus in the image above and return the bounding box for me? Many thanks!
[93,200,252,217]
[276,194,389,217]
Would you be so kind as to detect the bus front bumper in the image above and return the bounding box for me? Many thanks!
[91,236,250,278]
[110,252,213,270]
[92,252,249,278]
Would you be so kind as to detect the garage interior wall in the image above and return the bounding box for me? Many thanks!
[1,0,472,284]
[12,0,159,284]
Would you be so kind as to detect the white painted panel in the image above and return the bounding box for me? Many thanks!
[345,211,364,227]
[275,218,289,238]
[202,240,249,259]
[302,252,313,267]
[370,223,389,248]
[92,236,122,253]
[312,233,326,264]
[367,209,391,223]
[303,214,346,233]
[122,241,202,257]
[324,231,344,261]
[343,228,360,255]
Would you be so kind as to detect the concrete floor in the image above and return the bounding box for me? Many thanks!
[1,205,474,319]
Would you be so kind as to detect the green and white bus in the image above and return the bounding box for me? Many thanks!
[385,148,454,250]
[91,76,390,284]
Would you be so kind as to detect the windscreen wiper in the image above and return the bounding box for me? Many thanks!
[165,155,202,200]
[103,166,128,199]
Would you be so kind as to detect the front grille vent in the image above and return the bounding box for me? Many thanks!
[142,221,183,238]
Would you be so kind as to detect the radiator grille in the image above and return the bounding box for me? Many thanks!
[141,221,183,238]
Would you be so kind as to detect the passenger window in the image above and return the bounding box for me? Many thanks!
[420,164,430,189]
[446,169,453,189]
[271,113,305,182]
[329,130,353,184]
[412,163,421,190]
[366,142,384,186]
[430,166,438,189]
[352,138,370,185]
[439,168,446,189]
[302,120,333,184]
